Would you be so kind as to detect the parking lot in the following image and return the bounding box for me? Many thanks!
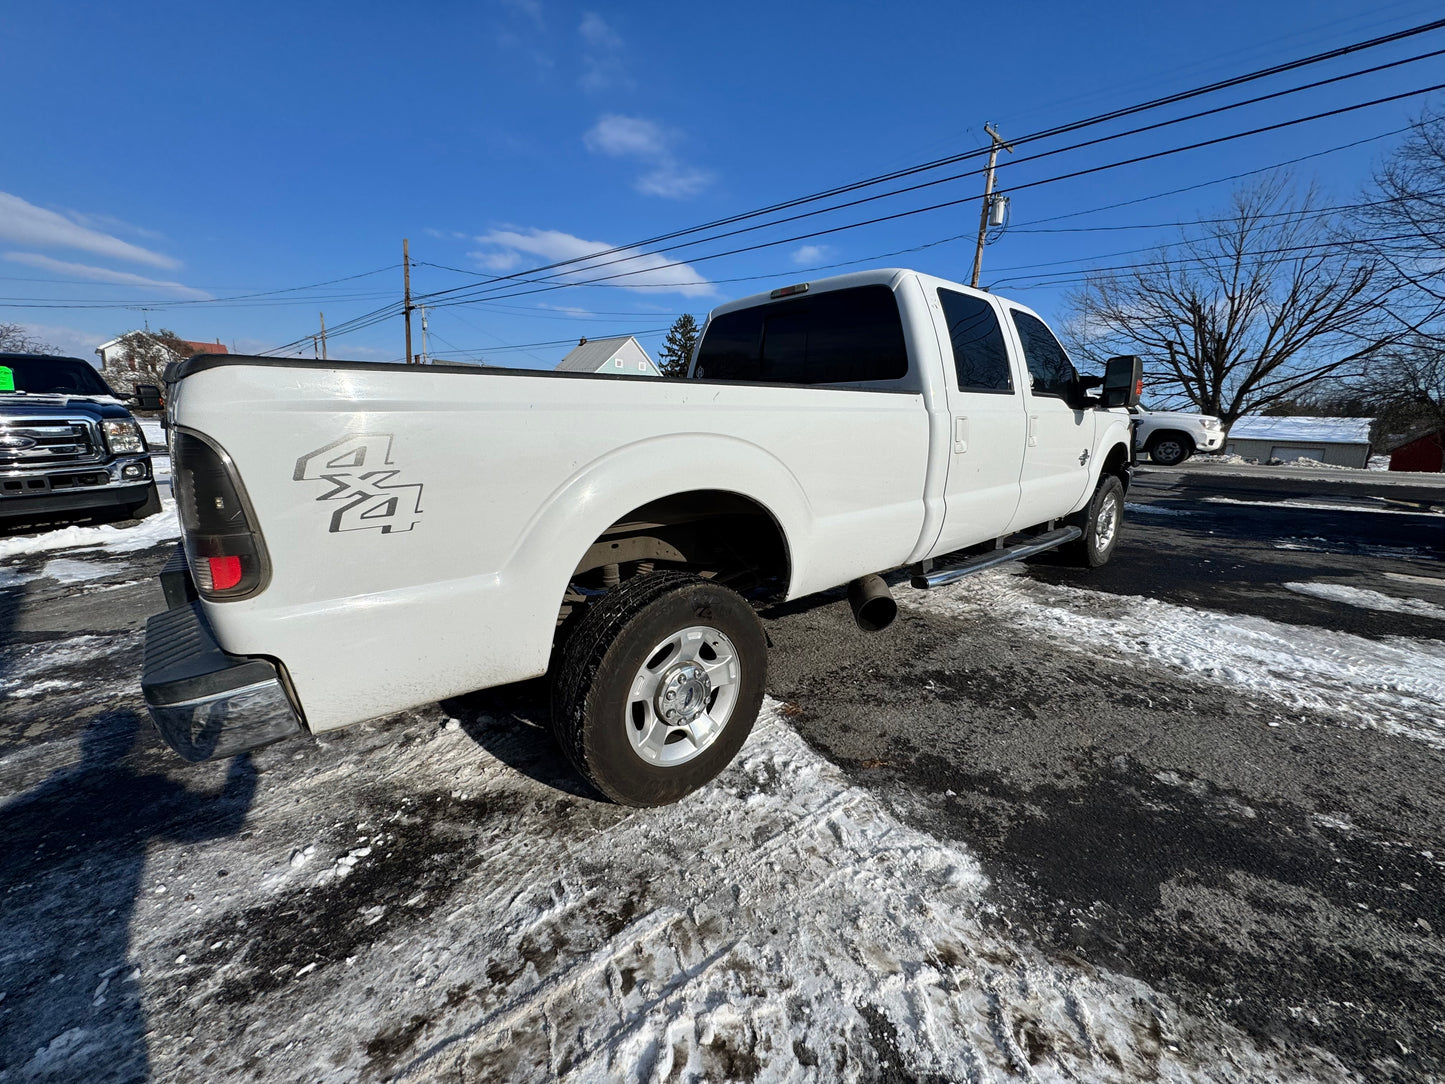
[2,464,1443,1082]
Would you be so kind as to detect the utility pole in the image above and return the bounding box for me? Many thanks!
[318,312,327,360]
[970,123,1014,289]
[419,305,430,365]
[403,238,415,364]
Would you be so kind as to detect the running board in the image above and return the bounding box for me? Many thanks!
[910,526,1082,589]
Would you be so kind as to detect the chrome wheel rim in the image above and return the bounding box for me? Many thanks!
[626,625,740,766]
[1153,440,1183,463]
[1095,494,1119,552]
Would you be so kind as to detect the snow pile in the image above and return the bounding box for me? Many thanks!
[1284,581,1445,621]
[906,572,1445,749]
[82,708,1321,1082]
[0,498,179,561]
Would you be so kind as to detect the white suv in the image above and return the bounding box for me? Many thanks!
[1129,404,1224,465]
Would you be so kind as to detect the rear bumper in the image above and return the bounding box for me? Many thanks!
[142,552,303,761]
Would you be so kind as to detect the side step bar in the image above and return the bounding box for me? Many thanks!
[910,526,1082,589]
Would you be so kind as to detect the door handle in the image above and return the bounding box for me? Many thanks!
[1027,414,1039,448]
[953,416,968,454]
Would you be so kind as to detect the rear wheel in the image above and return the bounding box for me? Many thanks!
[1147,433,1192,466]
[550,571,767,806]
[1063,474,1125,568]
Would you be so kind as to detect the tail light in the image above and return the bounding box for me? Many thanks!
[171,429,271,600]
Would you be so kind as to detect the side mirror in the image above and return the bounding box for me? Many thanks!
[1101,356,1143,409]
[134,384,164,411]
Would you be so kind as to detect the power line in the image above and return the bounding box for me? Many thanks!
[427,45,1445,308]
[423,79,1445,310]
[407,19,1445,308]
[268,22,1445,354]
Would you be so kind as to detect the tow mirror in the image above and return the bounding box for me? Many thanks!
[1101,356,1143,409]
[134,384,164,411]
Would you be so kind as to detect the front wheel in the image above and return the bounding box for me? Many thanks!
[549,571,767,806]
[1063,474,1125,568]
[1148,434,1192,466]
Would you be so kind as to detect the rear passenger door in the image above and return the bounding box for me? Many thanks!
[1006,308,1095,530]
[929,287,1026,555]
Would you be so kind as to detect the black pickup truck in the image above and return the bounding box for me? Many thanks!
[0,352,163,526]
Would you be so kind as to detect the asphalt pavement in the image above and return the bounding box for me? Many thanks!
[2,465,1443,1081]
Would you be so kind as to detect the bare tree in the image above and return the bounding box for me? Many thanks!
[1344,105,1445,437]
[1065,176,1394,425]
[0,322,58,354]
[99,328,193,396]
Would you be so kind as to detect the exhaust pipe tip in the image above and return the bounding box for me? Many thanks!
[848,574,897,632]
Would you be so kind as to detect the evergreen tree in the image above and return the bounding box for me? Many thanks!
[657,314,700,378]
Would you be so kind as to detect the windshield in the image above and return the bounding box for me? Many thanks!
[0,357,114,397]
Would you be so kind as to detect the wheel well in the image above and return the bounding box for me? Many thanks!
[1146,428,1194,451]
[1101,442,1131,490]
[561,491,791,626]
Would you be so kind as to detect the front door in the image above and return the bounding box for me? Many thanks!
[1005,308,1094,531]
[928,287,1026,556]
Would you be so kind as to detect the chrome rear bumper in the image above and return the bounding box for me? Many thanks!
[142,558,303,761]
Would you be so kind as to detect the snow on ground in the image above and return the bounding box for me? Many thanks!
[1,701,1333,1083]
[1283,581,1445,621]
[1204,496,1441,517]
[0,498,179,562]
[905,571,1445,750]
[1125,502,1198,517]
[0,634,130,701]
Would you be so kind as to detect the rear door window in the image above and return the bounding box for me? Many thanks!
[694,285,907,384]
[1010,310,1076,399]
[937,289,1012,393]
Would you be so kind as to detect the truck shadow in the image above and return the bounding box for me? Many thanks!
[0,710,256,1081]
[440,680,604,802]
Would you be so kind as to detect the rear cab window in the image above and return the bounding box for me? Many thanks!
[693,285,909,387]
[937,289,1012,393]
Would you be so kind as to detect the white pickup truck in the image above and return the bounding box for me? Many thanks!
[1129,404,1225,465]
[142,268,1141,805]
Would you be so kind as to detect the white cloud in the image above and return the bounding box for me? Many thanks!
[584,114,668,159]
[584,114,713,200]
[472,227,715,297]
[792,244,829,265]
[637,166,712,199]
[3,252,209,299]
[500,0,544,30]
[0,192,179,269]
[579,12,630,92]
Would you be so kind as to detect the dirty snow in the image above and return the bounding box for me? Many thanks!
[1125,502,1198,517]
[906,571,1445,749]
[1204,496,1439,517]
[2,703,1335,1083]
[0,498,179,561]
[1283,581,1445,621]
[0,634,130,701]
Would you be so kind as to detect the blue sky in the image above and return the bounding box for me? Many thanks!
[4,0,1443,369]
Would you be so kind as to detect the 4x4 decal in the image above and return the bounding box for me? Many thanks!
[294,435,424,534]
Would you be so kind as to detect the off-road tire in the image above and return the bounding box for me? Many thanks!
[1063,473,1125,568]
[1147,433,1193,466]
[549,570,767,806]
